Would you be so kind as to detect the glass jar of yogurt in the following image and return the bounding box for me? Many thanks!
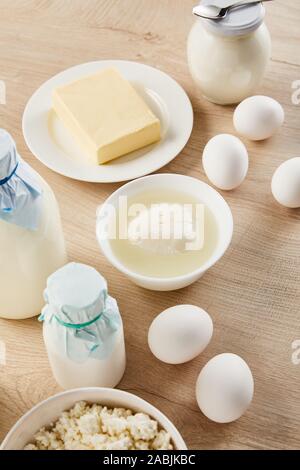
[187,1,272,105]
[0,130,67,319]
[40,262,126,390]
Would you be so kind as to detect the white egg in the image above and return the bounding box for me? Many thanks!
[148,305,213,365]
[196,353,254,423]
[202,134,248,190]
[234,96,284,141]
[271,157,300,208]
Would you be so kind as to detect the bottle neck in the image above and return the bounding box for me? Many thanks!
[0,162,19,186]
[199,17,262,40]
[0,130,19,181]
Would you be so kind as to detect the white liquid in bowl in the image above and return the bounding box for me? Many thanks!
[109,189,219,278]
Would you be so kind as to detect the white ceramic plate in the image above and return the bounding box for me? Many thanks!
[22,60,193,183]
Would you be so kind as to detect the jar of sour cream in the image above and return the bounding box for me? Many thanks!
[187,0,271,105]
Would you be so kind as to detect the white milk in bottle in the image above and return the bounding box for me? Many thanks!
[0,130,67,319]
[40,262,126,389]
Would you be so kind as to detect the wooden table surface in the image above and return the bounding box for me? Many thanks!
[0,0,299,450]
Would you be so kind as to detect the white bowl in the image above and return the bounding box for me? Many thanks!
[96,174,233,291]
[1,387,187,450]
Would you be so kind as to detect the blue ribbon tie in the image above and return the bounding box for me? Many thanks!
[0,163,19,186]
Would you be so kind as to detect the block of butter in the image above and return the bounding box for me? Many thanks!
[53,68,161,164]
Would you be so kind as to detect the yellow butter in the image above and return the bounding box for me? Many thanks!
[53,68,161,164]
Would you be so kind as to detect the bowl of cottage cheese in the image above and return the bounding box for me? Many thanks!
[0,388,187,450]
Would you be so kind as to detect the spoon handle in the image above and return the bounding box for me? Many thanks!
[217,0,274,10]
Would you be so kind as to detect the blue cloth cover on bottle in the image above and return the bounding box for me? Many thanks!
[39,262,122,363]
[0,129,42,230]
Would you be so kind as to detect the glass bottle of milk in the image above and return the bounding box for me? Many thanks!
[40,262,126,389]
[0,129,67,319]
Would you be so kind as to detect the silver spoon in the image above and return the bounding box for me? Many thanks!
[193,0,274,20]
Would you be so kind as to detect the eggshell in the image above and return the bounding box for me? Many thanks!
[234,96,284,141]
[271,157,300,208]
[202,134,248,190]
[196,353,254,423]
[148,305,213,365]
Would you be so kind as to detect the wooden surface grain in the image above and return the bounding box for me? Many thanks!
[0,0,300,450]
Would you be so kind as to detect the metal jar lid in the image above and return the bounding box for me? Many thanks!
[195,0,266,37]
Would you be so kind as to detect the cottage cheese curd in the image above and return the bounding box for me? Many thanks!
[24,402,173,450]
